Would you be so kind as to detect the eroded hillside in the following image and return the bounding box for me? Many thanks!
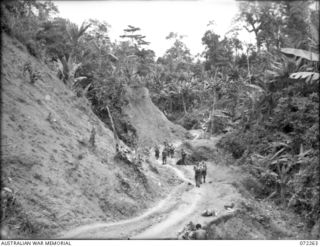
[124,86,186,147]
[1,34,183,238]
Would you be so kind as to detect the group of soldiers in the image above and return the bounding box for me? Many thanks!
[154,142,176,165]
[153,141,207,188]
[193,161,207,187]
[118,140,207,189]
[154,142,189,166]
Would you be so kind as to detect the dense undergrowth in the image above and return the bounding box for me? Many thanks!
[218,86,319,230]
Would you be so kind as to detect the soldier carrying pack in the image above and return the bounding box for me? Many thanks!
[162,148,167,165]
[154,145,160,160]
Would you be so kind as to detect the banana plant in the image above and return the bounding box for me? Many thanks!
[289,71,319,83]
[280,22,319,84]
[281,48,319,62]
[55,56,82,87]
[280,48,319,84]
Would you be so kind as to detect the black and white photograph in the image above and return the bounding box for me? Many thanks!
[1,0,319,242]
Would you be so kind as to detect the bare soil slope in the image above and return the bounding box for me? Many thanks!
[124,86,186,147]
[0,34,182,239]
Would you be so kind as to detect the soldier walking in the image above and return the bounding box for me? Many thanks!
[169,144,175,158]
[181,148,187,165]
[155,145,160,160]
[200,161,207,183]
[162,148,167,165]
[194,163,202,187]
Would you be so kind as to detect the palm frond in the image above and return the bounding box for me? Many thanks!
[281,48,319,62]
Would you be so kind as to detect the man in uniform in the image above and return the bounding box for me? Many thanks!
[162,148,167,165]
[193,224,207,240]
[194,163,202,187]
[181,148,187,165]
[169,144,175,158]
[200,161,207,183]
[154,145,160,160]
[163,141,168,149]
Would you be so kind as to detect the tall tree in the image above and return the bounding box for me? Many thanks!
[201,30,233,74]
[237,1,315,51]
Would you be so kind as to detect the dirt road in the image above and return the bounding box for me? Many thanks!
[60,133,242,239]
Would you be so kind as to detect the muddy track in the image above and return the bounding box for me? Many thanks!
[60,132,241,239]
[60,148,195,239]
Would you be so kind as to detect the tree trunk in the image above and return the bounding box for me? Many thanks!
[59,56,69,83]
[98,54,102,72]
[208,68,218,136]
[255,35,261,53]
[232,94,238,120]
[246,51,250,77]
[276,162,287,206]
[210,91,216,135]
[181,93,187,115]
[280,181,286,206]
[106,105,119,147]
[247,23,261,53]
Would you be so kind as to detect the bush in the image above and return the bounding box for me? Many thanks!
[217,133,245,159]
[0,1,56,60]
[176,112,201,130]
[218,94,319,229]
[207,116,227,134]
[87,79,139,147]
[288,153,320,227]
[25,40,42,58]
[1,190,44,238]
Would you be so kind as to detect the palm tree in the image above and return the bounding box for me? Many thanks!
[67,21,91,55]
[57,21,91,86]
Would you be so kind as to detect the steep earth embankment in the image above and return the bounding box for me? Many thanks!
[0,34,183,239]
[124,86,186,147]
